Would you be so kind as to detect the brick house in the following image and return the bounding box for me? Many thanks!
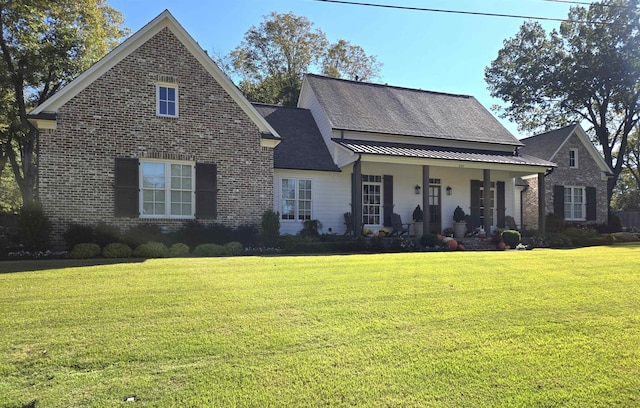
[28,10,281,245]
[519,124,613,228]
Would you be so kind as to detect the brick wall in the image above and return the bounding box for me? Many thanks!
[522,132,609,230]
[38,28,274,246]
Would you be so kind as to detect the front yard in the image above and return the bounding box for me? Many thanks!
[1,244,639,407]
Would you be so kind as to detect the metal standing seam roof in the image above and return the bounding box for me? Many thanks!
[332,138,557,167]
[304,73,524,147]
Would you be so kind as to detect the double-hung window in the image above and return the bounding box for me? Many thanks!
[564,186,585,220]
[281,178,312,221]
[140,160,194,218]
[362,175,382,225]
[157,83,178,117]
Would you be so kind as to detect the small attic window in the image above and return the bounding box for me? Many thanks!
[569,148,578,168]
[156,82,178,117]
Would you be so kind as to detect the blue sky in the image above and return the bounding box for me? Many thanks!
[106,0,575,138]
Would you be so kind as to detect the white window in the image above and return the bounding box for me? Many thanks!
[362,175,382,225]
[281,178,312,221]
[156,83,178,117]
[140,160,194,218]
[569,148,578,168]
[564,186,585,220]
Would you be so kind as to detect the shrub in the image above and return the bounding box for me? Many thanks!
[420,233,440,248]
[169,243,190,257]
[261,210,280,247]
[501,230,521,248]
[453,206,466,223]
[63,224,95,249]
[133,241,169,258]
[223,241,244,256]
[193,243,227,257]
[95,222,121,247]
[563,227,599,247]
[17,203,52,250]
[611,232,640,242]
[102,243,132,258]
[124,224,165,248]
[69,243,101,259]
[234,224,260,247]
[299,220,321,238]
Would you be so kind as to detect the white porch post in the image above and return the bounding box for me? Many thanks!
[422,165,430,235]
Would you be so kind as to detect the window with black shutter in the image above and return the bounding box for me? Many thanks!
[114,158,139,217]
[195,163,217,219]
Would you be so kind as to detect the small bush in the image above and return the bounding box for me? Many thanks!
[133,241,169,258]
[563,227,599,247]
[261,210,280,247]
[124,224,165,248]
[193,243,227,257]
[223,241,244,256]
[17,203,52,250]
[611,232,640,242]
[299,220,321,238]
[95,222,121,247]
[420,233,441,248]
[63,224,95,249]
[501,230,521,248]
[69,243,101,259]
[169,243,190,257]
[102,243,132,258]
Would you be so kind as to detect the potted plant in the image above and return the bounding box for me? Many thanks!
[452,206,467,238]
[412,205,423,237]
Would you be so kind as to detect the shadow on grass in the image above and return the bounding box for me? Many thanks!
[0,258,145,274]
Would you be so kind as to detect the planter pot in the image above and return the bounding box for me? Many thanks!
[413,222,423,238]
[453,221,467,238]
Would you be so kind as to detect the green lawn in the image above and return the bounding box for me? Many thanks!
[1,244,639,407]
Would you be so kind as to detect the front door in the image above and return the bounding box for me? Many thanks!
[429,185,442,234]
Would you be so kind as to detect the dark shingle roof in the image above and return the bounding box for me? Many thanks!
[253,104,340,172]
[304,74,523,147]
[519,124,578,161]
[332,139,556,168]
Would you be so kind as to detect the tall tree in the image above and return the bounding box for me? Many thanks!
[485,0,640,203]
[322,39,382,81]
[229,12,381,106]
[0,0,127,206]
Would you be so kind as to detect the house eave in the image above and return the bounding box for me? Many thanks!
[27,113,57,130]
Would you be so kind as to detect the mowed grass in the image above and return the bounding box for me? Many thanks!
[1,245,639,407]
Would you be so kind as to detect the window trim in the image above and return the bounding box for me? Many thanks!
[139,159,195,219]
[569,148,579,168]
[564,185,586,221]
[156,82,179,118]
[362,174,383,227]
[280,177,313,222]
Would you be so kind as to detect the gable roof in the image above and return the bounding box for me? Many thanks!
[254,104,340,172]
[28,10,279,139]
[301,74,522,147]
[520,123,613,175]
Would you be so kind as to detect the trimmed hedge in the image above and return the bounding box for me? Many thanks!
[169,243,190,257]
[193,243,227,257]
[133,241,169,258]
[69,243,101,259]
[501,230,521,248]
[102,243,132,258]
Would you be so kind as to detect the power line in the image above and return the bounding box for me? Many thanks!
[313,0,635,24]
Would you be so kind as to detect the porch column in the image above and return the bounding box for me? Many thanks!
[422,165,430,235]
[353,158,362,235]
[538,173,546,235]
[483,169,492,233]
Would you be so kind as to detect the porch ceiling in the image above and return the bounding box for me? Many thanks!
[332,138,556,172]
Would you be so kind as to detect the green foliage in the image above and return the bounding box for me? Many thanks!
[228,12,380,106]
[69,243,101,259]
[501,230,521,248]
[171,221,259,248]
[169,243,190,257]
[223,241,244,256]
[133,242,169,258]
[299,219,321,238]
[17,203,52,250]
[124,224,165,248]
[420,233,441,248]
[63,224,95,249]
[193,243,228,257]
[412,205,423,222]
[94,222,121,248]
[102,243,132,259]
[453,206,466,222]
[261,210,280,247]
[611,232,640,242]
[485,1,640,200]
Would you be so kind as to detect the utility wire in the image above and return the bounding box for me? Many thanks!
[313,0,636,24]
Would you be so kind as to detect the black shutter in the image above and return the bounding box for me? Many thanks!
[195,163,217,219]
[586,187,596,221]
[553,185,565,219]
[470,180,481,229]
[114,158,139,217]
[497,181,506,228]
[383,175,393,227]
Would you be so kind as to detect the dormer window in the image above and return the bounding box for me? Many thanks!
[569,148,578,168]
[157,83,178,117]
